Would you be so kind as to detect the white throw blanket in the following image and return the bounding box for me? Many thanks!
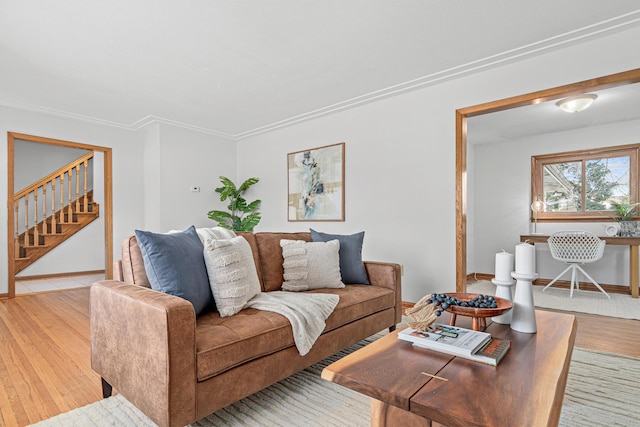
[246,291,339,356]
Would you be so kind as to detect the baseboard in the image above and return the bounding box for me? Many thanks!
[469,272,630,295]
[467,273,493,282]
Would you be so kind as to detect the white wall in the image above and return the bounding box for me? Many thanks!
[13,140,90,190]
[472,118,640,286]
[237,25,640,303]
[138,123,236,233]
[152,123,237,232]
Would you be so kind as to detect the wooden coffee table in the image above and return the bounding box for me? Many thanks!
[322,310,577,427]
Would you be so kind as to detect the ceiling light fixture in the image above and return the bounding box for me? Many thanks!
[556,94,597,113]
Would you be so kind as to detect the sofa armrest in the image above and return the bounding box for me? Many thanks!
[364,261,402,325]
[90,280,197,427]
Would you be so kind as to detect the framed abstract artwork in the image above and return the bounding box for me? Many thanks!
[287,142,345,221]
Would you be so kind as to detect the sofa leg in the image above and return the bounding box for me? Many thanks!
[388,325,396,332]
[101,377,113,398]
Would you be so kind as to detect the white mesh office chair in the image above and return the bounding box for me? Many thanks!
[544,231,610,299]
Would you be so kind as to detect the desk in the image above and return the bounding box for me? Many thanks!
[322,311,577,427]
[521,234,640,298]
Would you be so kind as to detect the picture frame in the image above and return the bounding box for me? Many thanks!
[287,142,345,221]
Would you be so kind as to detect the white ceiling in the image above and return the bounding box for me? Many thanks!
[1,1,640,140]
[468,83,640,145]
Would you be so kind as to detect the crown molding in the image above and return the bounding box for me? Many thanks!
[0,100,134,130]
[128,116,236,140]
[2,10,639,141]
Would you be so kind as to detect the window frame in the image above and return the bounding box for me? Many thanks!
[531,144,640,222]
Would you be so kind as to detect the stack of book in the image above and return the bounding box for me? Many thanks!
[398,324,511,366]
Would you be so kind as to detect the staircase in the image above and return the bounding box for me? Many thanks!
[14,152,100,274]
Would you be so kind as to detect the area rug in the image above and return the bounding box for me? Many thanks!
[31,335,640,427]
[468,280,640,320]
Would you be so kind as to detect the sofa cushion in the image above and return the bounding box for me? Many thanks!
[310,229,370,284]
[194,284,395,380]
[254,232,312,292]
[121,235,152,288]
[203,236,261,317]
[236,232,263,287]
[135,226,214,316]
[280,239,344,291]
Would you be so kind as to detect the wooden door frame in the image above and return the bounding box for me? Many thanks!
[6,132,113,298]
[456,68,640,292]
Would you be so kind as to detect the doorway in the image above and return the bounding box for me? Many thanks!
[6,132,113,298]
[455,68,640,293]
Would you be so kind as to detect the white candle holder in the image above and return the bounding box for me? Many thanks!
[491,278,515,324]
[510,271,538,334]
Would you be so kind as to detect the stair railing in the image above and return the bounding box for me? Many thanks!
[13,152,94,257]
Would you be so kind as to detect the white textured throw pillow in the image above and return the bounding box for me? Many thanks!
[203,236,261,317]
[280,239,345,291]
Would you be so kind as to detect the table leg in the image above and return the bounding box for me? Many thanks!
[370,399,432,427]
[448,313,457,327]
[631,245,639,298]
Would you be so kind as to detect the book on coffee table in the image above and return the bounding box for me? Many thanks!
[398,324,491,356]
[469,337,511,366]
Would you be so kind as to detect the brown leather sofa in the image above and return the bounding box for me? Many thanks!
[90,231,402,427]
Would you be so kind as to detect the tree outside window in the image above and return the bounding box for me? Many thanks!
[532,145,639,221]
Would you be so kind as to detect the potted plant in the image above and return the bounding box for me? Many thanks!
[207,176,261,232]
[610,201,639,236]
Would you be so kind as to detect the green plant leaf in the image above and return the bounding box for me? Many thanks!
[238,177,259,192]
[215,176,237,201]
[246,199,261,211]
[610,201,640,221]
[232,216,242,231]
[207,210,233,229]
[240,213,261,231]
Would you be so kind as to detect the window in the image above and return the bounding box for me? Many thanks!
[531,144,639,221]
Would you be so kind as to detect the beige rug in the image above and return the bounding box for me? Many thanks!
[30,334,640,427]
[468,280,640,320]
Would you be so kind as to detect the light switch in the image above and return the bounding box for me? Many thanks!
[190,186,200,192]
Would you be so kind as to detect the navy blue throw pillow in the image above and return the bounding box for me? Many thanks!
[310,229,370,285]
[135,226,214,316]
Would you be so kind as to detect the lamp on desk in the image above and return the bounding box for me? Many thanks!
[531,196,546,235]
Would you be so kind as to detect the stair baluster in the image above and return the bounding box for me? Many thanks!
[43,185,47,237]
[75,165,80,213]
[24,197,29,248]
[83,160,88,213]
[59,172,65,224]
[33,191,39,246]
[67,168,72,223]
[51,179,57,234]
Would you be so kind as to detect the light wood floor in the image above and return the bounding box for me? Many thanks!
[1,288,639,426]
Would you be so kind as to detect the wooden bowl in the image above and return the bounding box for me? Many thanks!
[444,293,513,317]
[443,293,513,331]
